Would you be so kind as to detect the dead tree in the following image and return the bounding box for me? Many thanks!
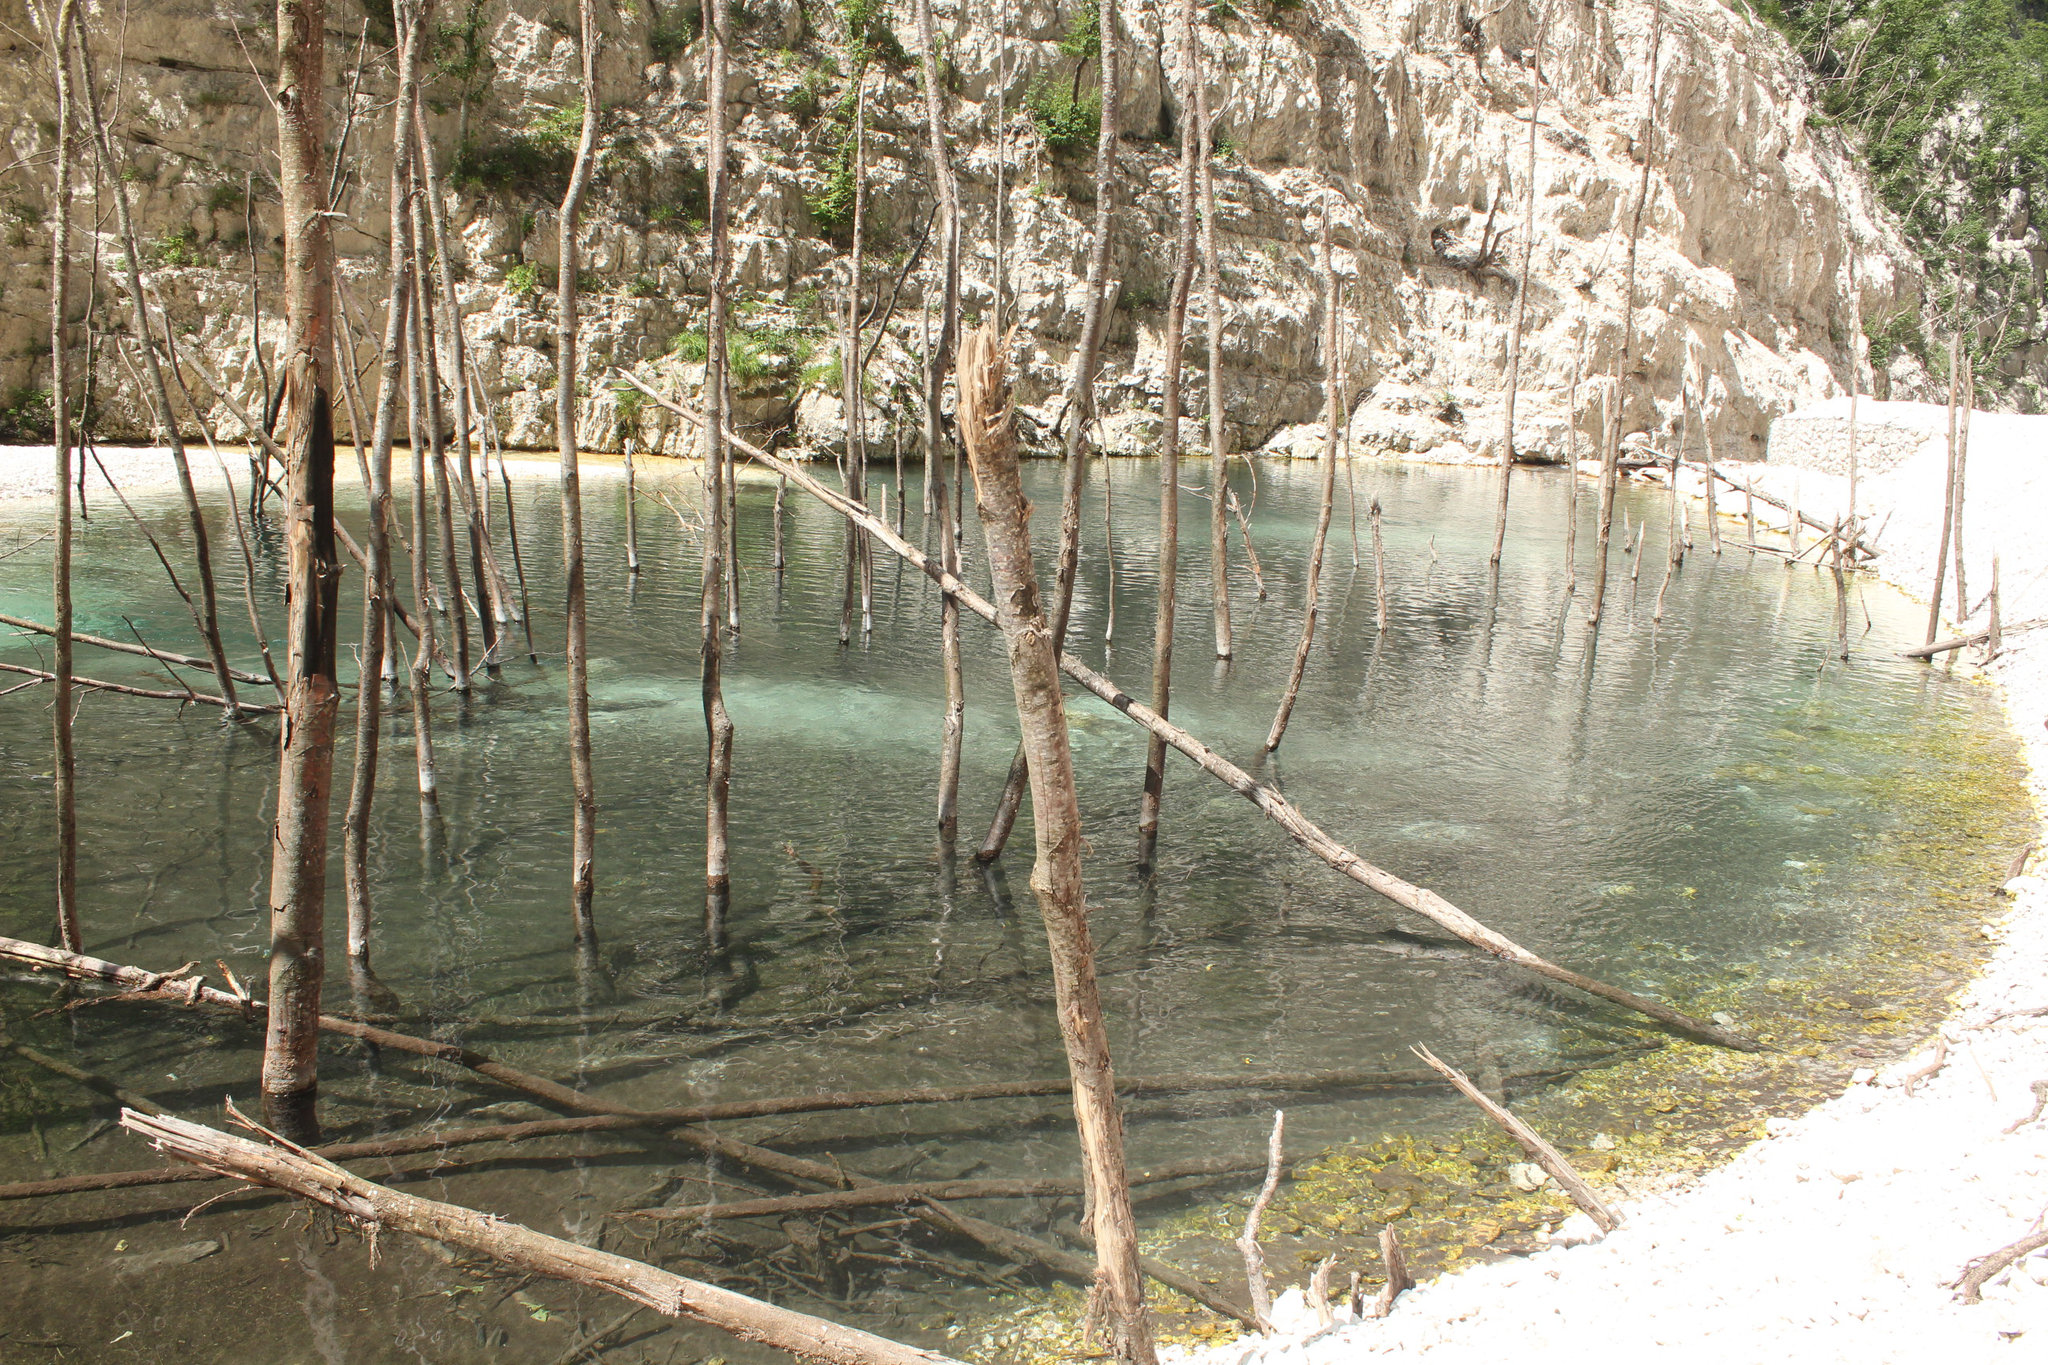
[1926,336,1961,647]
[1563,324,1585,590]
[701,0,736,909]
[1196,22,1231,660]
[1370,496,1388,631]
[263,0,345,1143]
[955,324,1156,1364]
[46,0,81,953]
[121,1108,965,1365]
[1491,0,1552,566]
[839,59,872,645]
[1588,0,1663,626]
[1953,363,1973,621]
[560,0,601,945]
[913,0,965,843]
[345,10,420,966]
[407,174,470,693]
[979,0,1121,863]
[76,30,241,721]
[1264,202,1342,753]
[402,213,442,805]
[1139,47,1200,872]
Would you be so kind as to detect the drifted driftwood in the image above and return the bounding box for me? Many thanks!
[1413,1044,1620,1233]
[612,372,1760,1055]
[119,1107,962,1365]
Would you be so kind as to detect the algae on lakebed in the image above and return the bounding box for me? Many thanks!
[955,690,2036,1362]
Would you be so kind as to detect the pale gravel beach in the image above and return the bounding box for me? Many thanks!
[1167,402,2048,1364]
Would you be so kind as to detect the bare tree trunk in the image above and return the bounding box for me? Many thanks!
[408,166,471,693]
[46,0,80,954]
[1926,336,1960,647]
[1139,75,1198,873]
[557,0,602,945]
[1845,244,1861,533]
[955,324,1156,1365]
[701,0,735,904]
[914,0,964,844]
[1196,25,1230,661]
[344,17,419,966]
[1588,0,1662,626]
[1370,496,1387,632]
[1563,328,1583,590]
[1653,392,1686,622]
[404,232,442,804]
[1264,203,1341,753]
[1953,364,1972,621]
[979,0,1121,861]
[413,85,505,674]
[76,29,240,722]
[1491,0,1550,566]
[1701,391,1721,556]
[262,0,343,1143]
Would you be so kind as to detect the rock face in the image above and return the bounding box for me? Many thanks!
[0,0,1945,464]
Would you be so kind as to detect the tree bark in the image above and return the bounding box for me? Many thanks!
[1952,365,1972,621]
[560,0,601,944]
[979,0,1122,863]
[1264,203,1341,753]
[122,1109,965,1365]
[345,12,419,965]
[46,0,80,954]
[403,235,442,803]
[407,149,470,693]
[1491,0,1550,567]
[1588,0,1662,627]
[914,0,964,844]
[701,0,735,904]
[263,0,343,1143]
[1369,497,1387,632]
[955,325,1156,1363]
[1195,26,1230,661]
[1139,70,1198,872]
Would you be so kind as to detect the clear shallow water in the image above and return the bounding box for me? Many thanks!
[0,455,2021,1361]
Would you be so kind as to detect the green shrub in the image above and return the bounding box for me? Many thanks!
[806,142,859,235]
[505,261,541,296]
[0,386,52,443]
[1027,75,1101,154]
[1058,3,1101,59]
[206,181,245,213]
[451,103,587,193]
[649,0,699,61]
[151,226,201,267]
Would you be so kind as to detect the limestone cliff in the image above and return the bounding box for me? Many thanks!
[0,0,1942,463]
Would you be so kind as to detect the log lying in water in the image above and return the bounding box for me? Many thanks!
[611,374,1760,1054]
[0,661,276,713]
[619,1155,1263,1224]
[0,612,273,685]
[119,1107,962,1365]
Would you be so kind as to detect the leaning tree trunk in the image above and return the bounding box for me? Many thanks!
[46,0,81,953]
[1139,76,1198,872]
[345,14,420,964]
[914,0,965,844]
[559,0,601,946]
[1588,0,1662,627]
[263,0,343,1144]
[955,324,1157,1365]
[979,0,1121,863]
[1264,203,1341,754]
[701,0,736,906]
[76,29,240,722]
[1491,1,1550,567]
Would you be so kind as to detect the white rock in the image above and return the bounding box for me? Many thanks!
[1549,1212,1608,1247]
[1507,1162,1552,1192]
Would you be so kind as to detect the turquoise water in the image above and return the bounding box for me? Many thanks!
[0,453,2014,1361]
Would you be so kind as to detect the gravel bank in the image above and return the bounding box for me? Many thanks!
[1168,402,2048,1363]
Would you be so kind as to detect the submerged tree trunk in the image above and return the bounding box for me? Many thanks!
[840,68,871,646]
[1370,497,1387,632]
[701,0,736,905]
[1491,1,1550,567]
[1140,86,1198,872]
[47,0,80,954]
[345,15,420,964]
[263,0,343,1143]
[560,0,601,946]
[914,0,964,844]
[979,0,1121,861]
[1264,204,1341,754]
[955,324,1156,1365]
[1563,327,1584,590]
[404,214,442,806]
[1926,337,1961,647]
[408,172,470,693]
[1587,0,1662,627]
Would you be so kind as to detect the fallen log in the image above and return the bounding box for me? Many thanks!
[120,1107,962,1365]
[0,612,272,685]
[1676,460,1877,560]
[0,661,274,713]
[1953,1225,2048,1304]
[1413,1044,1620,1232]
[613,373,1760,1053]
[620,1155,1263,1224]
[1900,630,1991,660]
